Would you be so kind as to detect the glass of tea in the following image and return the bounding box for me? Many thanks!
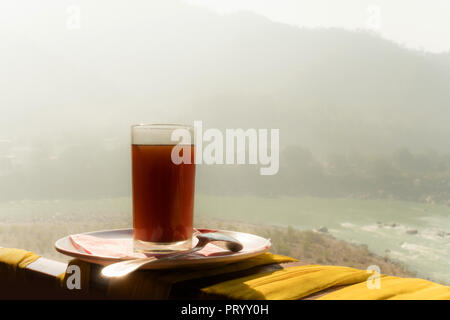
[131,124,196,253]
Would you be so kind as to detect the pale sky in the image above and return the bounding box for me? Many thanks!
[186,0,450,53]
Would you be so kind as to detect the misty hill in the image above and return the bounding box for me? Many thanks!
[1,0,450,201]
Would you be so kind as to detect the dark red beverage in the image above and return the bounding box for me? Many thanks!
[131,143,195,250]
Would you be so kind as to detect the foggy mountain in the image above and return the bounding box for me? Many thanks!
[1,0,450,201]
[1,0,449,155]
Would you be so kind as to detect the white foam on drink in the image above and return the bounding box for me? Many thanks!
[132,124,194,145]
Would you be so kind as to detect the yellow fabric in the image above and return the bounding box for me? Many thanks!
[319,275,450,300]
[0,248,41,285]
[106,253,297,299]
[201,264,373,299]
[202,264,450,300]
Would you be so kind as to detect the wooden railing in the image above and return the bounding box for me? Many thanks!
[1,249,346,300]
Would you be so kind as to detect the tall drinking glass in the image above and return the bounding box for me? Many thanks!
[131,124,195,253]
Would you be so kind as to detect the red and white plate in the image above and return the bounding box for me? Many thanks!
[54,228,271,270]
